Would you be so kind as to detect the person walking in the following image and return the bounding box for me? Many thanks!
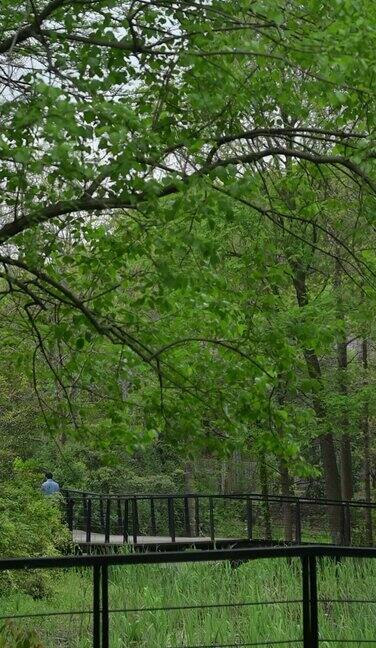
[41,472,60,495]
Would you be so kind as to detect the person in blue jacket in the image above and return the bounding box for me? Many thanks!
[41,472,60,495]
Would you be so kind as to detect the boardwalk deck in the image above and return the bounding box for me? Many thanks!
[65,490,376,550]
[73,529,212,545]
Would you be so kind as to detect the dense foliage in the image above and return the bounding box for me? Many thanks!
[0,461,70,596]
[1,0,376,545]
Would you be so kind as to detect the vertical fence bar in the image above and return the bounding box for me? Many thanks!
[150,497,157,536]
[195,496,200,537]
[302,555,311,648]
[132,497,139,545]
[63,490,69,527]
[105,499,111,544]
[86,498,92,544]
[184,496,191,537]
[209,497,215,543]
[345,502,351,545]
[117,498,122,535]
[168,497,176,543]
[295,500,302,544]
[102,563,109,648]
[123,499,129,543]
[309,555,319,648]
[83,493,87,532]
[365,503,373,546]
[246,496,253,541]
[302,553,319,648]
[99,497,105,532]
[93,564,101,648]
[67,498,74,532]
[340,504,346,545]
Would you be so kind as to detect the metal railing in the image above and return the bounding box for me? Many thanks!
[62,490,376,546]
[2,545,376,647]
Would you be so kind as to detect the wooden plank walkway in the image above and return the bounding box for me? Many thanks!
[72,529,212,545]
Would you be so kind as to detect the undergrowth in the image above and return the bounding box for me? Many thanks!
[0,557,375,647]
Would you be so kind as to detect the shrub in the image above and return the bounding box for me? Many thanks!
[0,459,71,597]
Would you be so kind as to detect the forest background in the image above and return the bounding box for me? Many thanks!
[1,0,376,562]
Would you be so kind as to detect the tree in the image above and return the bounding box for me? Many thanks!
[1,0,376,503]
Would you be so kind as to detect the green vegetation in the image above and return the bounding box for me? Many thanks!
[0,461,71,597]
[1,0,376,510]
[0,622,43,648]
[0,557,376,647]
[2,0,376,642]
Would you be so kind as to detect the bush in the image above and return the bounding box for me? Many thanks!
[0,459,71,597]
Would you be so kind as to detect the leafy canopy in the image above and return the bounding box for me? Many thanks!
[1,0,376,461]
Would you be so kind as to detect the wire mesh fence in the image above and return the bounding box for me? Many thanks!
[1,546,376,646]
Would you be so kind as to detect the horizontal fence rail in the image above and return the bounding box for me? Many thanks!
[2,545,376,647]
[61,490,376,548]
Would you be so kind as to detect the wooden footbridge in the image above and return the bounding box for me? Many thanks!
[62,490,376,551]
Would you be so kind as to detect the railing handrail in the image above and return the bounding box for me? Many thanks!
[2,543,376,570]
[61,488,376,509]
[2,544,376,648]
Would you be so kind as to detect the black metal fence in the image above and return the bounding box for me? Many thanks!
[62,490,376,547]
[2,545,376,647]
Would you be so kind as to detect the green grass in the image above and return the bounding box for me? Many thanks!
[1,556,376,647]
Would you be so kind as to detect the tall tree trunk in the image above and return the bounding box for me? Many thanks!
[335,257,353,500]
[259,455,272,541]
[337,338,353,500]
[292,264,342,542]
[280,460,294,541]
[362,339,373,545]
[340,442,352,499]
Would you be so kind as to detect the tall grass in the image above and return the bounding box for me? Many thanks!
[0,556,376,647]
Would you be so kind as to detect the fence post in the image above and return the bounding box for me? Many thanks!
[93,564,101,648]
[365,504,374,547]
[132,497,139,545]
[309,555,319,648]
[117,498,122,535]
[168,497,176,543]
[105,499,111,544]
[301,553,319,648]
[246,496,253,541]
[67,498,74,532]
[295,500,302,544]
[150,498,157,536]
[83,493,87,531]
[102,563,109,648]
[184,496,192,537]
[340,504,345,545]
[99,497,105,532]
[123,499,129,543]
[345,502,351,545]
[194,496,200,537]
[209,497,215,543]
[302,555,311,648]
[86,498,92,544]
